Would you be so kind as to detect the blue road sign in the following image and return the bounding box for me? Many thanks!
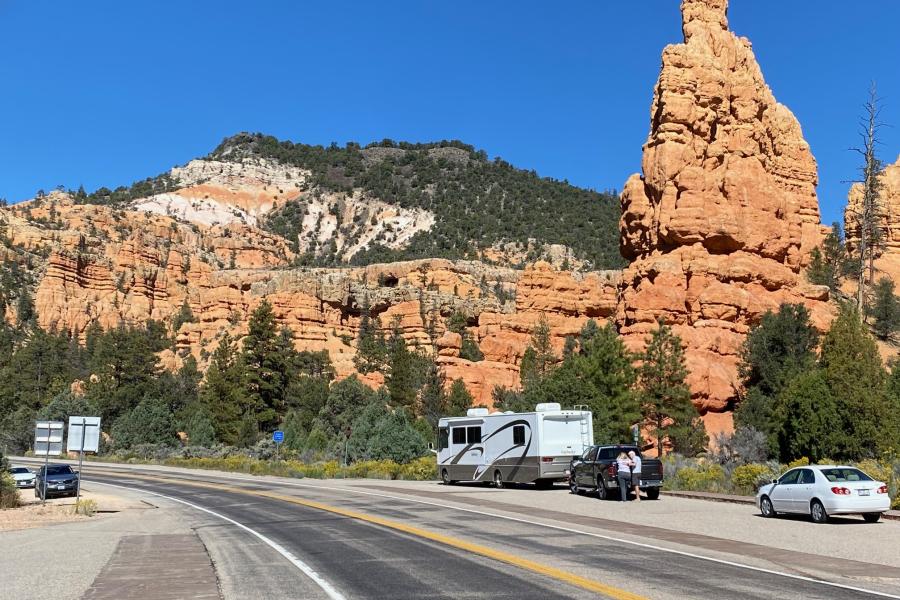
[273,430,285,443]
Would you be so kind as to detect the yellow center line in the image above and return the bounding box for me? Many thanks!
[93,470,648,600]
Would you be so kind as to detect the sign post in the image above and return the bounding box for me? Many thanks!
[67,416,101,505]
[34,421,64,504]
[272,430,284,461]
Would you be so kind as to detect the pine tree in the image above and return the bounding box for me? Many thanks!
[240,301,294,431]
[870,277,900,340]
[385,320,427,409]
[775,369,842,462]
[419,360,446,432]
[638,322,706,456]
[200,334,244,444]
[184,407,216,447]
[820,303,896,457]
[445,379,474,416]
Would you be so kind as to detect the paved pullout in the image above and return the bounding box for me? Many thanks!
[67,463,900,600]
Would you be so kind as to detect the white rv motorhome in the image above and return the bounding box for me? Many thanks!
[436,403,593,488]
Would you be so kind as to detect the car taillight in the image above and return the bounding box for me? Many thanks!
[607,465,616,477]
[877,486,888,494]
[830,487,851,495]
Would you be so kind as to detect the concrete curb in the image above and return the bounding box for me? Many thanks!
[662,490,900,521]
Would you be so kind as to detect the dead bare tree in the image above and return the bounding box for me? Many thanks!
[848,83,887,315]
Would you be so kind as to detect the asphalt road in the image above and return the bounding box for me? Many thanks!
[70,464,900,600]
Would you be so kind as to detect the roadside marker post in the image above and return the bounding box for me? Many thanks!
[33,421,64,504]
[67,416,101,505]
[273,430,284,461]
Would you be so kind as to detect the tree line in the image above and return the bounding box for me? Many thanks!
[0,299,478,465]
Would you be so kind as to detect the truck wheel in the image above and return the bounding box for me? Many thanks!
[493,470,504,489]
[596,477,608,500]
[441,469,455,485]
[569,477,580,495]
[645,488,660,500]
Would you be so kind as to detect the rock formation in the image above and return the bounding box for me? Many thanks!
[2,193,618,406]
[845,154,900,282]
[617,0,832,433]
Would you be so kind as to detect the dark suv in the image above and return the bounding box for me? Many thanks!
[567,445,663,500]
[35,464,79,499]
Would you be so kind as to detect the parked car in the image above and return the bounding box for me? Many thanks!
[567,444,664,500]
[35,464,79,499]
[756,465,890,523]
[7,466,36,489]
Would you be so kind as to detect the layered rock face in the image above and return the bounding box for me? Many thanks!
[617,0,832,429]
[845,154,900,282]
[3,193,617,405]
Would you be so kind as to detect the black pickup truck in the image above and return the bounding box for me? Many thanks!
[567,444,664,500]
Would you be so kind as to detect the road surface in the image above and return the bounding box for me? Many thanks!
[41,462,896,600]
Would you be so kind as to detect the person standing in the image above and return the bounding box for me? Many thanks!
[615,452,633,502]
[628,450,642,502]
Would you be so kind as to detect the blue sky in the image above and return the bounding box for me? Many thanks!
[1,1,898,226]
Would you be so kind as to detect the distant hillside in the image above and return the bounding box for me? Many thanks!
[74,132,625,270]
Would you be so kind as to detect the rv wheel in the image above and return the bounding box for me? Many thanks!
[441,469,455,485]
[493,470,504,489]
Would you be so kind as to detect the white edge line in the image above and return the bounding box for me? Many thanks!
[50,460,900,600]
[90,481,346,600]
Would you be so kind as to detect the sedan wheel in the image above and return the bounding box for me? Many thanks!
[810,499,829,524]
[760,496,776,518]
[863,512,882,523]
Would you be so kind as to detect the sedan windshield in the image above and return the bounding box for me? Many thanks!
[9,467,30,474]
[45,466,74,476]
[820,468,873,483]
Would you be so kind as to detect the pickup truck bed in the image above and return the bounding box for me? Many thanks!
[567,444,663,500]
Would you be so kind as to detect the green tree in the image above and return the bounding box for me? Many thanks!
[820,303,896,457]
[200,334,244,444]
[638,322,706,456]
[418,360,446,432]
[870,277,900,340]
[365,409,428,463]
[318,375,379,438]
[445,379,474,417]
[111,398,177,449]
[240,301,294,431]
[172,298,196,333]
[384,321,428,409]
[519,314,555,390]
[806,223,849,293]
[491,385,531,413]
[354,297,387,373]
[183,407,216,447]
[735,304,819,448]
[447,311,483,361]
[775,369,842,462]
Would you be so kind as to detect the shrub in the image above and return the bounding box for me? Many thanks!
[667,462,726,492]
[786,457,810,469]
[74,499,98,516]
[398,456,438,481]
[0,472,19,509]
[731,463,775,495]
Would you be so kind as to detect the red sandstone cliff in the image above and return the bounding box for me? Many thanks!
[617,0,833,435]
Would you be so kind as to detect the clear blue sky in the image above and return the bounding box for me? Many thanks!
[2,1,899,226]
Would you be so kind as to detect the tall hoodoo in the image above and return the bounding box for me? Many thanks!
[845,155,900,282]
[617,0,831,432]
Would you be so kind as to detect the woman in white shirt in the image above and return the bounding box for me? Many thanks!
[615,452,633,502]
[628,450,642,502]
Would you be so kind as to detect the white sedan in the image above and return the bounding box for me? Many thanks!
[757,465,891,523]
[8,466,36,489]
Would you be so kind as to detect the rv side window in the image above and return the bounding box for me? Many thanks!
[438,428,449,450]
[452,428,466,445]
[513,425,525,445]
[466,426,481,444]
